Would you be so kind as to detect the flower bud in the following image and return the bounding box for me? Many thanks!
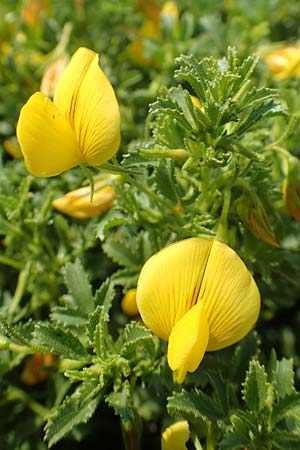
[40,55,69,98]
[52,178,115,219]
[121,289,139,316]
[21,353,56,385]
[283,156,300,222]
[3,138,23,159]
[236,191,280,247]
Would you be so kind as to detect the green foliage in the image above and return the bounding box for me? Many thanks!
[1,1,300,449]
[45,379,103,448]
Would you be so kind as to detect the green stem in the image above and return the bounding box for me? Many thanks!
[121,415,142,450]
[80,165,95,201]
[206,422,215,450]
[0,337,35,354]
[0,255,23,270]
[8,260,33,316]
[216,189,231,243]
[265,113,300,148]
[122,174,184,224]
[139,148,189,161]
[264,144,291,159]
[6,386,50,417]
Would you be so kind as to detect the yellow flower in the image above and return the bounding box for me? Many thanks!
[264,46,300,79]
[52,178,115,219]
[161,421,190,450]
[137,238,260,383]
[121,289,139,316]
[16,47,120,177]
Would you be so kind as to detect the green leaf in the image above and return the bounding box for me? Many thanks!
[271,393,300,426]
[111,267,139,289]
[32,323,89,360]
[93,278,116,312]
[235,100,285,136]
[229,331,259,383]
[242,360,270,412]
[219,431,250,450]
[93,309,109,359]
[63,259,93,314]
[103,239,141,268]
[0,314,33,347]
[119,321,153,356]
[273,358,295,400]
[50,306,88,328]
[153,159,179,203]
[45,379,102,448]
[88,280,115,358]
[97,210,128,241]
[167,389,226,421]
[105,380,134,422]
[207,371,230,417]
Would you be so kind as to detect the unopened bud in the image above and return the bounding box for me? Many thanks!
[52,178,115,219]
[121,289,139,316]
[283,156,300,222]
[21,353,56,385]
[236,191,280,247]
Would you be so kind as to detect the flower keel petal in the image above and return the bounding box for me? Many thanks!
[168,301,209,383]
[161,421,190,450]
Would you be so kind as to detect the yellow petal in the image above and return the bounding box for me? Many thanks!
[161,421,190,450]
[16,92,82,177]
[168,301,209,383]
[198,240,260,351]
[54,47,120,166]
[136,237,213,340]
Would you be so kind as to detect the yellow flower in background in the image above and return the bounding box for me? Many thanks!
[52,178,116,219]
[21,0,52,28]
[137,0,161,23]
[128,0,179,67]
[264,46,300,79]
[137,238,260,383]
[17,47,120,177]
[160,1,179,31]
[121,289,139,316]
[161,421,190,450]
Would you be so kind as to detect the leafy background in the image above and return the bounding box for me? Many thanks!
[1,0,300,449]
